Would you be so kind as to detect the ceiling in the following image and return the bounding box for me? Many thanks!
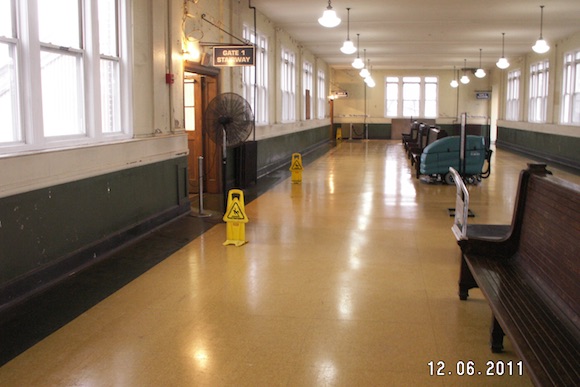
[249,0,580,71]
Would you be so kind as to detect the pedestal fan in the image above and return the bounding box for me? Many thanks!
[204,92,255,205]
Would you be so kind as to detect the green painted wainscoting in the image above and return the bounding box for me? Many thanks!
[497,126,580,171]
[256,125,331,178]
[0,157,190,307]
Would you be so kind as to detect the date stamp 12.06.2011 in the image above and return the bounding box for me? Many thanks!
[428,360,524,377]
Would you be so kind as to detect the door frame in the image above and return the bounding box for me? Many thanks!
[183,62,221,194]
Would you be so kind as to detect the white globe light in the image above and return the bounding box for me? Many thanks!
[318,9,341,28]
[340,40,356,54]
[496,57,510,69]
[352,57,364,69]
[532,38,550,54]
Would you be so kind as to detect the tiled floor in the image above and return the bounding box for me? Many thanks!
[1,140,578,386]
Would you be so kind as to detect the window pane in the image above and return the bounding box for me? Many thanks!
[573,93,580,123]
[403,83,420,99]
[100,59,121,133]
[41,50,84,136]
[425,83,437,100]
[0,42,20,142]
[385,82,398,117]
[0,0,13,37]
[98,0,118,56]
[38,0,81,48]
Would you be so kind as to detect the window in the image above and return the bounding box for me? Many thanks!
[506,70,521,121]
[0,0,130,152]
[561,50,580,124]
[317,70,326,119]
[281,48,296,122]
[242,25,268,124]
[303,61,313,120]
[184,73,195,131]
[384,76,438,118]
[529,61,549,123]
[0,0,20,143]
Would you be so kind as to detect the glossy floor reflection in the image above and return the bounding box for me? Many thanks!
[2,140,578,386]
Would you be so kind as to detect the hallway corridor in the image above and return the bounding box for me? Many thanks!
[4,140,575,386]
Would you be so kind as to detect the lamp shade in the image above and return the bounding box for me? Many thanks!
[341,40,356,54]
[532,38,550,54]
[318,1,341,28]
[460,75,470,84]
[475,68,486,78]
[496,33,510,69]
[450,79,459,88]
[365,76,376,88]
[340,8,356,54]
[496,57,510,69]
[352,57,364,69]
[360,67,370,78]
[532,5,549,54]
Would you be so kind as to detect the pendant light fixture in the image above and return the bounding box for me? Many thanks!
[352,34,364,69]
[474,49,486,78]
[496,33,510,69]
[340,8,356,54]
[460,59,470,84]
[364,65,375,88]
[318,0,341,28]
[532,5,549,54]
[360,52,370,78]
[450,66,459,88]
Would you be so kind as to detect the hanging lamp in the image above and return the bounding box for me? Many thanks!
[475,49,486,78]
[360,53,370,78]
[340,8,356,54]
[352,34,364,69]
[318,0,341,28]
[364,65,375,88]
[532,5,549,54]
[450,66,459,88]
[496,33,510,69]
[460,59,470,84]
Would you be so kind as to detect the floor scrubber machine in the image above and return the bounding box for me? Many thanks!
[419,135,492,184]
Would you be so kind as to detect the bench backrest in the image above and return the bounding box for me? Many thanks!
[416,124,429,147]
[450,167,469,241]
[410,121,419,139]
[517,170,580,320]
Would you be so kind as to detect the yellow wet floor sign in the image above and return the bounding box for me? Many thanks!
[289,153,303,184]
[223,189,248,246]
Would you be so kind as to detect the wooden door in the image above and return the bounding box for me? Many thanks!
[200,75,221,194]
[184,72,202,193]
[183,70,221,194]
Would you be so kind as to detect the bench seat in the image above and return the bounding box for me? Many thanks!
[454,164,580,387]
[464,252,580,386]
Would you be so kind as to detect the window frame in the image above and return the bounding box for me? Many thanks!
[384,76,438,118]
[280,47,296,123]
[303,61,313,120]
[528,60,549,123]
[242,25,268,125]
[0,0,132,154]
[506,69,521,121]
[561,49,580,125]
[317,69,326,119]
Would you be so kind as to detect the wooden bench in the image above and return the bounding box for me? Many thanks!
[452,164,580,387]
[411,127,447,178]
